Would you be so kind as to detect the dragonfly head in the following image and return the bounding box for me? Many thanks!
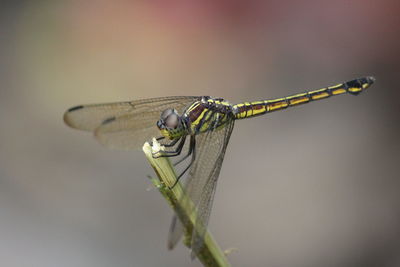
[157,108,185,139]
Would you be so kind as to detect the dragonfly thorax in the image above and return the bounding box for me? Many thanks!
[157,108,187,139]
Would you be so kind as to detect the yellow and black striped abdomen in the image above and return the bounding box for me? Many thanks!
[233,76,375,119]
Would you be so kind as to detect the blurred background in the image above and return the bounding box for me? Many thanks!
[1,0,399,266]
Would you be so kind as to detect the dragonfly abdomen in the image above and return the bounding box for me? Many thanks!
[233,76,375,119]
[233,101,269,119]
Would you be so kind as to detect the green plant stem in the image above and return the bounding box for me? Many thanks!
[143,140,231,267]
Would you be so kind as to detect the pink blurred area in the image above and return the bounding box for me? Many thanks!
[0,1,399,267]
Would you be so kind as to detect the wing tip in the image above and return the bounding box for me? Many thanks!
[63,106,83,129]
[167,241,175,251]
[63,110,75,128]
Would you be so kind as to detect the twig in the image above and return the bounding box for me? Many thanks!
[143,140,231,267]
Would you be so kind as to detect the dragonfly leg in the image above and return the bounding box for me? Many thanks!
[173,140,193,166]
[163,137,180,148]
[150,136,165,147]
[170,135,196,189]
[151,136,180,148]
[152,136,186,158]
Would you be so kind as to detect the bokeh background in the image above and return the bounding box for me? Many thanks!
[1,1,399,266]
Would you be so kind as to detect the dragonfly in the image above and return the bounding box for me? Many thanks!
[64,76,375,256]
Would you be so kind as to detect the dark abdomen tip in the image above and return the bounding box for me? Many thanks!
[366,76,376,84]
[345,76,375,95]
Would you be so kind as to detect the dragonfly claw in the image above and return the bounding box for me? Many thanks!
[152,151,163,158]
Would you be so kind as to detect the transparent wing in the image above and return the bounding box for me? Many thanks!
[64,96,200,150]
[94,113,166,150]
[190,119,235,255]
[167,214,185,250]
[167,119,235,252]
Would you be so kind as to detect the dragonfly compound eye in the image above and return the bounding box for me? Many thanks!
[160,109,179,129]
